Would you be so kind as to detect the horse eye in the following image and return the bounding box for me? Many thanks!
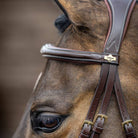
[31,112,67,133]
[55,14,71,33]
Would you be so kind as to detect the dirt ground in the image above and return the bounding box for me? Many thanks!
[0,0,61,137]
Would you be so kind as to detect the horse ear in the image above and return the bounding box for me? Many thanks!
[54,0,82,26]
[55,14,71,33]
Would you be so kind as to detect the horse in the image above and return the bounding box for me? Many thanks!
[13,0,138,138]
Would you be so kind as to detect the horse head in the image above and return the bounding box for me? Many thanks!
[13,0,138,138]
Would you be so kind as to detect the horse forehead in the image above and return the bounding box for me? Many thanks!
[58,0,107,17]
[58,0,108,28]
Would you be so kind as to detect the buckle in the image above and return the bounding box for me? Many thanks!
[104,54,117,62]
[83,114,108,128]
[122,120,133,130]
[83,120,94,126]
[93,114,108,123]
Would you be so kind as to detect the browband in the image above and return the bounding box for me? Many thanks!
[40,0,137,138]
[41,44,119,65]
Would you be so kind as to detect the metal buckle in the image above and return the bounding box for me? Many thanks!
[122,120,133,130]
[104,54,116,62]
[83,114,108,128]
[83,120,94,126]
[93,114,108,124]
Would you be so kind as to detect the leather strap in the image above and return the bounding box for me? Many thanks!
[41,44,119,65]
[79,64,110,138]
[114,71,137,138]
[80,0,136,137]
[104,0,136,54]
[91,65,117,138]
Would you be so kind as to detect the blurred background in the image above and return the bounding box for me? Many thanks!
[0,0,61,137]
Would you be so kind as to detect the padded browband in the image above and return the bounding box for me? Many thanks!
[41,44,119,65]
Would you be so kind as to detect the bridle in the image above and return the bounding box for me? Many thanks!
[40,0,137,138]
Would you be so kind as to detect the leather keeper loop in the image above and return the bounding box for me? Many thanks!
[79,123,92,138]
[79,132,91,138]
[92,117,105,134]
[124,122,136,138]
[93,126,103,134]
[126,132,137,138]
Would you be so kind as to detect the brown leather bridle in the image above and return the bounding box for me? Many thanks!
[40,0,137,137]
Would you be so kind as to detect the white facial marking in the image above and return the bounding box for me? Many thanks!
[33,72,42,92]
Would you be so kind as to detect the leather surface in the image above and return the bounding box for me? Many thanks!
[41,44,119,65]
[104,0,135,53]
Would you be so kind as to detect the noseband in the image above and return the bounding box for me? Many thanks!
[40,0,137,137]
